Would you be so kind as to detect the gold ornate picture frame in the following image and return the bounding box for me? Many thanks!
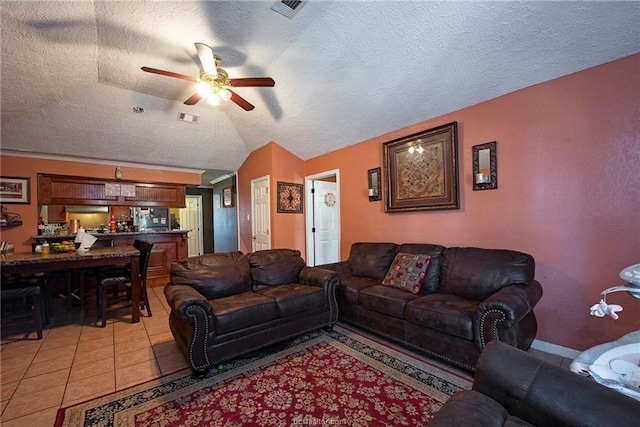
[277,182,303,213]
[383,122,459,212]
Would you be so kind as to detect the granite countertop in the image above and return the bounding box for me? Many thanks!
[32,229,190,239]
[1,246,140,266]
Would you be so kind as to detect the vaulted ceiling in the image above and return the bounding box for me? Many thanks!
[2,1,638,185]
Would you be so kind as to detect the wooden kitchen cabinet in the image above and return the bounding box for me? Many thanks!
[110,206,131,220]
[47,205,67,223]
[37,174,186,207]
[111,231,188,281]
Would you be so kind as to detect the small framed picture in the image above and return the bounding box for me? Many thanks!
[277,182,303,213]
[222,186,234,207]
[0,176,31,204]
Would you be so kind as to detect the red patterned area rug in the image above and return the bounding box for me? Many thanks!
[56,325,471,426]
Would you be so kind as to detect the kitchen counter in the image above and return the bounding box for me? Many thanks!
[32,229,190,240]
[31,230,190,281]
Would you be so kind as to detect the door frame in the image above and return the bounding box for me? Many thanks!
[305,169,341,266]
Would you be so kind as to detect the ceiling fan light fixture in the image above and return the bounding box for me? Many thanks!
[218,88,232,101]
[207,95,220,106]
[197,82,212,97]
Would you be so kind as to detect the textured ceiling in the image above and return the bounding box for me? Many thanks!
[2,1,639,184]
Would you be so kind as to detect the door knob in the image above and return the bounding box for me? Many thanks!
[252,236,257,240]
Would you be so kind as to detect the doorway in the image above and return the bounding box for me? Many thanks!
[251,175,271,251]
[180,195,204,257]
[305,169,341,266]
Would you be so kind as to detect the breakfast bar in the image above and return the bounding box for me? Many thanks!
[1,246,142,323]
[32,230,189,281]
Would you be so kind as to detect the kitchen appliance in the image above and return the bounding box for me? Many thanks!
[133,207,169,231]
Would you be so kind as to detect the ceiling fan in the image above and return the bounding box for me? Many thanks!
[141,43,275,111]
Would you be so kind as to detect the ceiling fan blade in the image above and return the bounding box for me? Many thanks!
[194,42,217,75]
[184,93,203,105]
[141,67,197,82]
[230,77,275,87]
[229,90,255,111]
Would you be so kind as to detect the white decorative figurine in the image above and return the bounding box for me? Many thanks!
[589,299,623,320]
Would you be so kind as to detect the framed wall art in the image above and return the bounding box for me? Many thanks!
[277,182,303,213]
[383,122,459,212]
[222,186,234,207]
[0,176,31,204]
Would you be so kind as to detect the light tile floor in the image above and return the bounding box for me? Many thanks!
[0,284,190,426]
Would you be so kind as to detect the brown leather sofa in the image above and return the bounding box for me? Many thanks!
[164,249,339,376]
[429,340,640,427]
[321,242,543,371]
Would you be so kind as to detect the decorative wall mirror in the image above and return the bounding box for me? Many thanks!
[472,141,497,190]
[368,167,382,201]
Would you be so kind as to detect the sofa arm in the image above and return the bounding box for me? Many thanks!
[164,284,214,325]
[299,266,340,324]
[472,341,640,427]
[299,266,338,288]
[474,280,543,348]
[315,261,353,280]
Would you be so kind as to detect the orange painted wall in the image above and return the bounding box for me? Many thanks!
[306,54,640,351]
[237,142,305,255]
[238,143,273,253]
[0,155,201,252]
[271,143,306,251]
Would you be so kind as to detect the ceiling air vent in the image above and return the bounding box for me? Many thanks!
[271,0,306,19]
[177,112,198,124]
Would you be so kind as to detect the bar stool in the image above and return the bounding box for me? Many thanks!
[1,286,44,339]
[96,240,154,327]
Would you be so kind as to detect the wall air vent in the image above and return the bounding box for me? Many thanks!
[177,112,198,124]
[271,0,306,19]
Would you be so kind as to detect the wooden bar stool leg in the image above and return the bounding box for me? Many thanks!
[32,293,43,339]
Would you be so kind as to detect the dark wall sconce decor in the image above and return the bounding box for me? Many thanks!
[367,167,382,201]
[472,141,497,191]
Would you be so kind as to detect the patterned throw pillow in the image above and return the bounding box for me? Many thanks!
[381,252,432,294]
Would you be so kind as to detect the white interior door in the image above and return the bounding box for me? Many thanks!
[312,180,340,265]
[306,170,340,266]
[180,195,203,257]
[251,176,271,251]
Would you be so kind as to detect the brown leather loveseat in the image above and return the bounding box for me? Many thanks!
[164,249,339,376]
[321,242,543,371]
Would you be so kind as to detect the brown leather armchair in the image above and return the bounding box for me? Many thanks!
[430,340,640,427]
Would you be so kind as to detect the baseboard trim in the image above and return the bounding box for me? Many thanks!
[531,339,581,359]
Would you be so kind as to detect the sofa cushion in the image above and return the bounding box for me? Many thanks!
[439,247,535,301]
[381,252,431,294]
[170,251,251,300]
[248,249,306,286]
[210,292,278,335]
[404,294,478,340]
[428,390,534,427]
[359,285,420,319]
[348,242,398,280]
[256,284,325,317]
[396,243,446,294]
[338,276,380,306]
